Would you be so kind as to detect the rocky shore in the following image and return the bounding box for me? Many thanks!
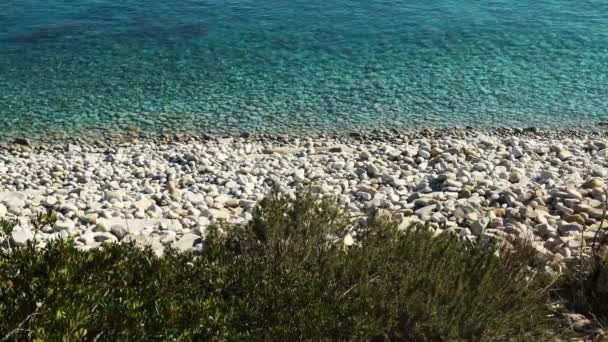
[1,128,607,272]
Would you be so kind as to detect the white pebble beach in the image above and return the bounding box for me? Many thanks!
[1,128,607,273]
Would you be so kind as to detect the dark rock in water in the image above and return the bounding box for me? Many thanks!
[201,133,214,141]
[5,22,89,44]
[76,4,127,22]
[277,134,290,143]
[6,29,61,44]
[598,121,608,127]
[124,26,163,40]
[173,22,209,39]
[13,138,31,147]
[240,131,251,139]
[523,126,538,133]
[125,21,208,41]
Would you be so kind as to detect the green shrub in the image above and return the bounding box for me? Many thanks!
[0,194,557,341]
[555,197,608,337]
[559,254,608,325]
[557,243,608,334]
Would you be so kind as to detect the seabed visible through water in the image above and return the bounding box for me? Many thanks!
[1,0,607,139]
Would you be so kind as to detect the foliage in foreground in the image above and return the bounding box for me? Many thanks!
[0,194,557,341]
[557,206,608,333]
[558,253,608,332]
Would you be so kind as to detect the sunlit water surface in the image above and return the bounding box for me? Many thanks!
[1,0,607,138]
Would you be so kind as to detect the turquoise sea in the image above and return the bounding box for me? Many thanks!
[1,0,607,138]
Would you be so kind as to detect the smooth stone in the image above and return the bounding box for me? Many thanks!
[94,222,111,232]
[172,233,201,252]
[224,199,240,208]
[565,214,586,225]
[508,172,522,183]
[356,184,377,195]
[582,178,605,189]
[418,150,431,159]
[355,192,372,201]
[54,220,76,232]
[565,186,583,201]
[225,180,239,190]
[183,191,206,205]
[387,149,401,160]
[398,216,422,230]
[459,228,472,238]
[239,199,256,209]
[94,232,118,243]
[111,225,128,239]
[44,196,58,206]
[166,181,178,193]
[293,170,306,182]
[536,223,557,236]
[470,217,490,235]
[310,184,330,193]
[431,212,445,223]
[539,170,556,180]
[557,149,573,161]
[561,237,583,250]
[2,192,26,210]
[494,208,506,217]
[511,147,523,158]
[415,205,437,217]
[105,190,125,202]
[458,188,471,199]
[208,209,231,220]
[555,202,575,216]
[126,235,165,257]
[0,204,6,217]
[453,203,479,222]
[134,208,146,219]
[590,165,608,178]
[215,195,239,208]
[573,204,604,220]
[133,198,154,211]
[10,227,33,246]
[519,206,536,220]
[444,179,463,189]
[143,185,156,194]
[59,203,79,213]
[197,217,211,228]
[262,147,305,155]
[558,222,583,235]
[160,233,176,244]
[367,163,380,177]
[78,232,97,245]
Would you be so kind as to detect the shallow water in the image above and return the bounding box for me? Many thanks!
[1,0,607,138]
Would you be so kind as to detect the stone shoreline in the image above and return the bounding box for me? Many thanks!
[4,125,608,147]
[1,128,607,272]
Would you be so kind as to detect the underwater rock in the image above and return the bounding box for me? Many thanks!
[5,22,89,44]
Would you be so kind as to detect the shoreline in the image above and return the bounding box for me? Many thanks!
[3,125,608,148]
[1,127,607,272]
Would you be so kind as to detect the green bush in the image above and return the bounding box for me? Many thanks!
[573,257,608,319]
[0,194,557,341]
[557,246,608,330]
[555,200,608,337]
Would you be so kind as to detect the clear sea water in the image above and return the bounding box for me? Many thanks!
[1,0,607,138]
